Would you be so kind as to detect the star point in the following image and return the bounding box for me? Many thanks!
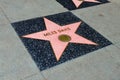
[72,0,101,8]
[22,18,97,61]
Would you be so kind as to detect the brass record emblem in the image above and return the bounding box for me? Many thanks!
[58,34,71,42]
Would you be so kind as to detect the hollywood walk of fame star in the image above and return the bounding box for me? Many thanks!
[72,0,101,8]
[22,18,97,61]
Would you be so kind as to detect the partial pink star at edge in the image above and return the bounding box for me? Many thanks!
[22,18,98,61]
[72,0,101,8]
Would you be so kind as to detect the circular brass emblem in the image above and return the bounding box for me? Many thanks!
[78,0,84,1]
[58,34,71,42]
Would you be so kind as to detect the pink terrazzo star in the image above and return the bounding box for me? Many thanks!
[23,18,97,61]
[72,0,101,8]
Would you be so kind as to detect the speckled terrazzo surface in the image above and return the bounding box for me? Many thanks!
[11,12,112,71]
[56,0,109,10]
